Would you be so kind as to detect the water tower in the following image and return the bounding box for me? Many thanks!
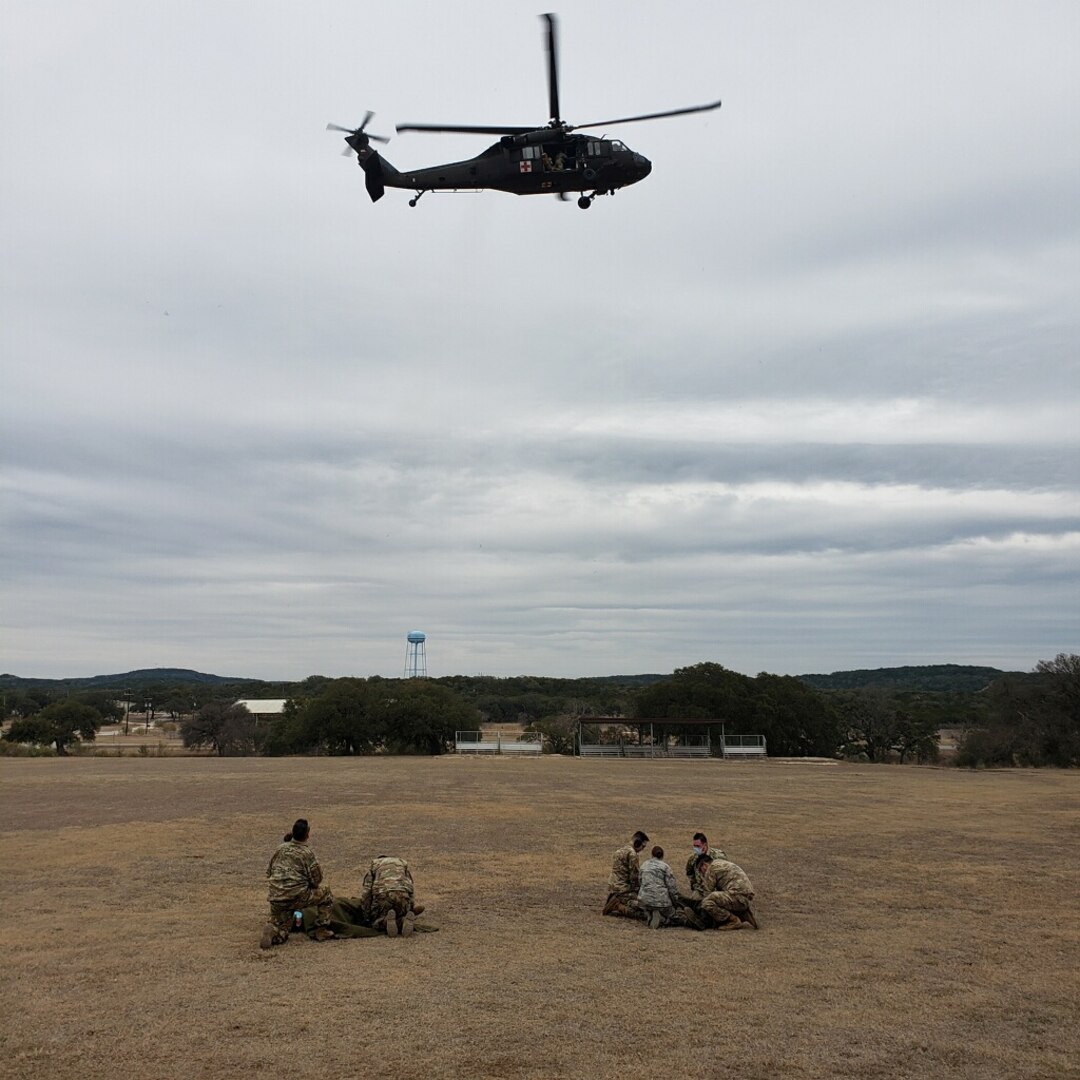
[404,630,427,678]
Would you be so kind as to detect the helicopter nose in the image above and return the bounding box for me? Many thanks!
[634,153,651,178]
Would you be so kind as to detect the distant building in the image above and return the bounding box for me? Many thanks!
[234,699,287,722]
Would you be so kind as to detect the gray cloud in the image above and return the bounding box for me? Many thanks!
[3,2,1079,678]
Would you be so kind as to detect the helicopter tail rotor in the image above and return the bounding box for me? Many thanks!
[327,115,392,202]
[326,112,391,154]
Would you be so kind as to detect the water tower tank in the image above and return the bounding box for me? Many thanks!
[407,630,426,643]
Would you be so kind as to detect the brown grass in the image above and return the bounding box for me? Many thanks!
[0,757,1077,1080]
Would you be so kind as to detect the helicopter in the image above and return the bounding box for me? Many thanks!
[327,13,721,209]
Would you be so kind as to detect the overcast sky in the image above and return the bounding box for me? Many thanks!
[3,1,1078,680]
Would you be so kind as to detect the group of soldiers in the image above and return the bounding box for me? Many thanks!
[603,829,759,931]
[260,818,424,948]
[260,819,757,948]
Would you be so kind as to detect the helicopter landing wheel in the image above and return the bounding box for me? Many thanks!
[577,195,592,210]
[409,190,427,208]
[409,198,417,207]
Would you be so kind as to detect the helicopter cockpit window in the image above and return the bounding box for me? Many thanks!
[611,140,627,152]
[522,145,541,160]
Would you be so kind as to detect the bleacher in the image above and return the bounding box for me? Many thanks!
[455,730,544,755]
[722,735,767,758]
[579,742,709,759]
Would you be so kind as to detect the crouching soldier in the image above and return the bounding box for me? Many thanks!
[638,845,688,928]
[260,818,335,948]
[698,858,759,931]
[602,830,649,921]
[361,855,424,938]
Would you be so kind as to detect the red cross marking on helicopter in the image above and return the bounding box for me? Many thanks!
[519,161,533,173]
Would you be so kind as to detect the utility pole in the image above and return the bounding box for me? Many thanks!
[124,689,130,735]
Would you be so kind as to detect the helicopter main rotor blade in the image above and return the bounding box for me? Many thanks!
[542,13,560,125]
[572,99,723,131]
[395,122,535,135]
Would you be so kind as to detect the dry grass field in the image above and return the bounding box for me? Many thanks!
[1,756,1077,1080]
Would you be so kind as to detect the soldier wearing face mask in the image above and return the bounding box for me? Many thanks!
[686,832,727,899]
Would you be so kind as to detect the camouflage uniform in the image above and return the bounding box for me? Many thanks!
[699,858,755,927]
[602,843,646,920]
[360,855,416,930]
[637,856,685,926]
[685,846,726,897]
[265,839,333,944]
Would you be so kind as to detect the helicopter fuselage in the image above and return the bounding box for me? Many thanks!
[379,133,651,197]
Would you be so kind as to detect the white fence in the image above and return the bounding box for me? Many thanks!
[455,731,544,755]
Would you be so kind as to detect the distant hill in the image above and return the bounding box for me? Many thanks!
[797,664,1022,693]
[588,674,669,687]
[0,668,253,691]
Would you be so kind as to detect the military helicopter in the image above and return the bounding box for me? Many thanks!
[327,13,721,209]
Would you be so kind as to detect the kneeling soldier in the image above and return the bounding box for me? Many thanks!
[698,858,759,930]
[602,830,650,921]
[361,855,422,937]
[260,818,335,948]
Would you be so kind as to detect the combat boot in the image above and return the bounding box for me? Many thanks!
[401,912,416,938]
[742,905,759,930]
[411,903,425,916]
[313,927,335,942]
[384,913,399,938]
[259,923,278,950]
[714,913,745,931]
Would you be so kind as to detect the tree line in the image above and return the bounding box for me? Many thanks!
[3,656,1077,766]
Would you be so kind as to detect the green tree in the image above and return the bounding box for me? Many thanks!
[837,689,901,762]
[373,681,479,755]
[959,654,1080,767]
[4,701,102,754]
[74,691,124,722]
[181,701,256,756]
[752,674,842,756]
[299,679,379,755]
[634,663,757,724]
[527,714,577,755]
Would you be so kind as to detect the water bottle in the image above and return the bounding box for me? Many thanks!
[293,910,303,930]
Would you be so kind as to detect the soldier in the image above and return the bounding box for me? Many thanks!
[637,845,685,928]
[602,830,649,920]
[360,855,423,938]
[260,818,335,948]
[698,857,759,930]
[685,831,726,896]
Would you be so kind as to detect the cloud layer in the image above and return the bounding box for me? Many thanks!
[3,1,1079,677]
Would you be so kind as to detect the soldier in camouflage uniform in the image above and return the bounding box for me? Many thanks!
[637,846,689,928]
[685,831,727,896]
[698,857,759,930]
[602,830,649,920]
[259,819,335,949]
[360,855,421,938]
